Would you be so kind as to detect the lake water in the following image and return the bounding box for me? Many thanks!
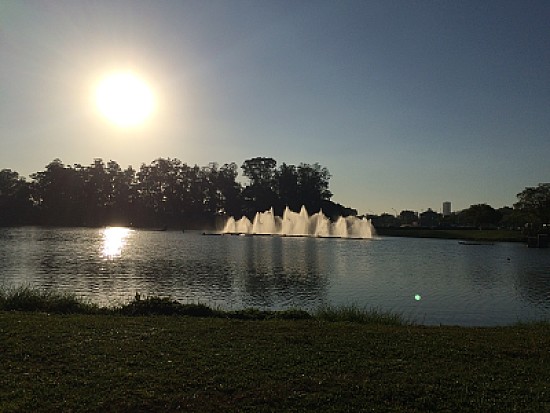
[0,227,549,326]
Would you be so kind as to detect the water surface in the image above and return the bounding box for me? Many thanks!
[1,227,549,326]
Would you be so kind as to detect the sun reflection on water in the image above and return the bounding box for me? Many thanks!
[101,227,132,259]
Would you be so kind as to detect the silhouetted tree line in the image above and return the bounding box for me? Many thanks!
[0,156,356,228]
[368,183,550,235]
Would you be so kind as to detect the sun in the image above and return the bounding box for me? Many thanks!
[95,72,155,127]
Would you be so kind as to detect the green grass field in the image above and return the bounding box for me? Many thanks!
[1,311,549,412]
[1,289,548,412]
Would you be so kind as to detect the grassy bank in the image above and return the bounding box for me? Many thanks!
[1,312,549,412]
[0,287,404,324]
[375,228,525,242]
[0,289,549,412]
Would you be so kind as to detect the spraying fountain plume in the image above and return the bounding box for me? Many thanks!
[222,206,375,239]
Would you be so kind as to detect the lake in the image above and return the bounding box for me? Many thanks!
[1,227,549,326]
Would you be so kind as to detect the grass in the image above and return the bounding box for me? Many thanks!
[1,313,549,412]
[314,304,405,326]
[0,286,404,324]
[0,288,549,412]
[0,286,100,314]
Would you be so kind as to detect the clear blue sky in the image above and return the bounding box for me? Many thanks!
[1,0,549,215]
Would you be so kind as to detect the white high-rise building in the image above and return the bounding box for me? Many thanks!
[442,201,451,216]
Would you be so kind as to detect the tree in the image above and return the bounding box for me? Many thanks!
[419,209,441,228]
[135,158,185,226]
[213,163,242,217]
[31,159,86,225]
[321,200,357,219]
[241,157,278,215]
[0,169,33,225]
[241,157,277,186]
[514,183,550,228]
[458,204,501,229]
[129,158,243,228]
[295,163,332,214]
[3,156,345,227]
[80,159,113,225]
[497,206,526,230]
[399,210,418,226]
[240,158,334,217]
[274,163,299,213]
[104,161,136,225]
[371,213,400,228]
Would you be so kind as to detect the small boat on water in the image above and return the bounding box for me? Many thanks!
[458,241,494,246]
[148,226,167,231]
[135,225,168,232]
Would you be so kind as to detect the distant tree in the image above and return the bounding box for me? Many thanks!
[241,157,277,186]
[240,158,334,217]
[497,206,526,230]
[31,159,86,225]
[419,209,441,228]
[295,163,332,214]
[3,155,351,227]
[321,200,357,220]
[371,213,400,228]
[399,210,418,226]
[100,160,137,225]
[128,158,243,228]
[0,169,33,225]
[440,211,462,227]
[241,157,278,216]
[80,159,113,225]
[274,163,299,213]
[198,162,226,218]
[458,204,501,228]
[135,158,186,226]
[214,163,242,217]
[514,183,550,228]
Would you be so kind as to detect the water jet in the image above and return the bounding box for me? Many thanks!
[221,206,375,239]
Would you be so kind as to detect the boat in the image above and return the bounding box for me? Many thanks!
[458,241,494,246]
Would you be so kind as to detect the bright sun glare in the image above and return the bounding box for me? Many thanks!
[101,227,132,259]
[95,72,155,127]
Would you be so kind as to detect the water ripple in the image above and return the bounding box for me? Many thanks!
[0,227,549,325]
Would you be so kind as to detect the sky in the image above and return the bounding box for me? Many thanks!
[1,0,549,215]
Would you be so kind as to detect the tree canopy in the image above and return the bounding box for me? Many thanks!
[369,185,550,232]
[515,183,550,225]
[2,157,548,232]
[0,157,349,228]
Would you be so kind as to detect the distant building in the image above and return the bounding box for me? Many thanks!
[420,209,440,228]
[442,201,451,217]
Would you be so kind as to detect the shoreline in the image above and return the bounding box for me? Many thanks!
[375,227,526,242]
[2,287,548,327]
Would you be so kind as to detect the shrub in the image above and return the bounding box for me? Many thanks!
[118,296,216,317]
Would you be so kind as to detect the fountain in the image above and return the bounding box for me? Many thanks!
[221,206,375,239]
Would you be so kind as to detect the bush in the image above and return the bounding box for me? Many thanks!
[118,296,217,317]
